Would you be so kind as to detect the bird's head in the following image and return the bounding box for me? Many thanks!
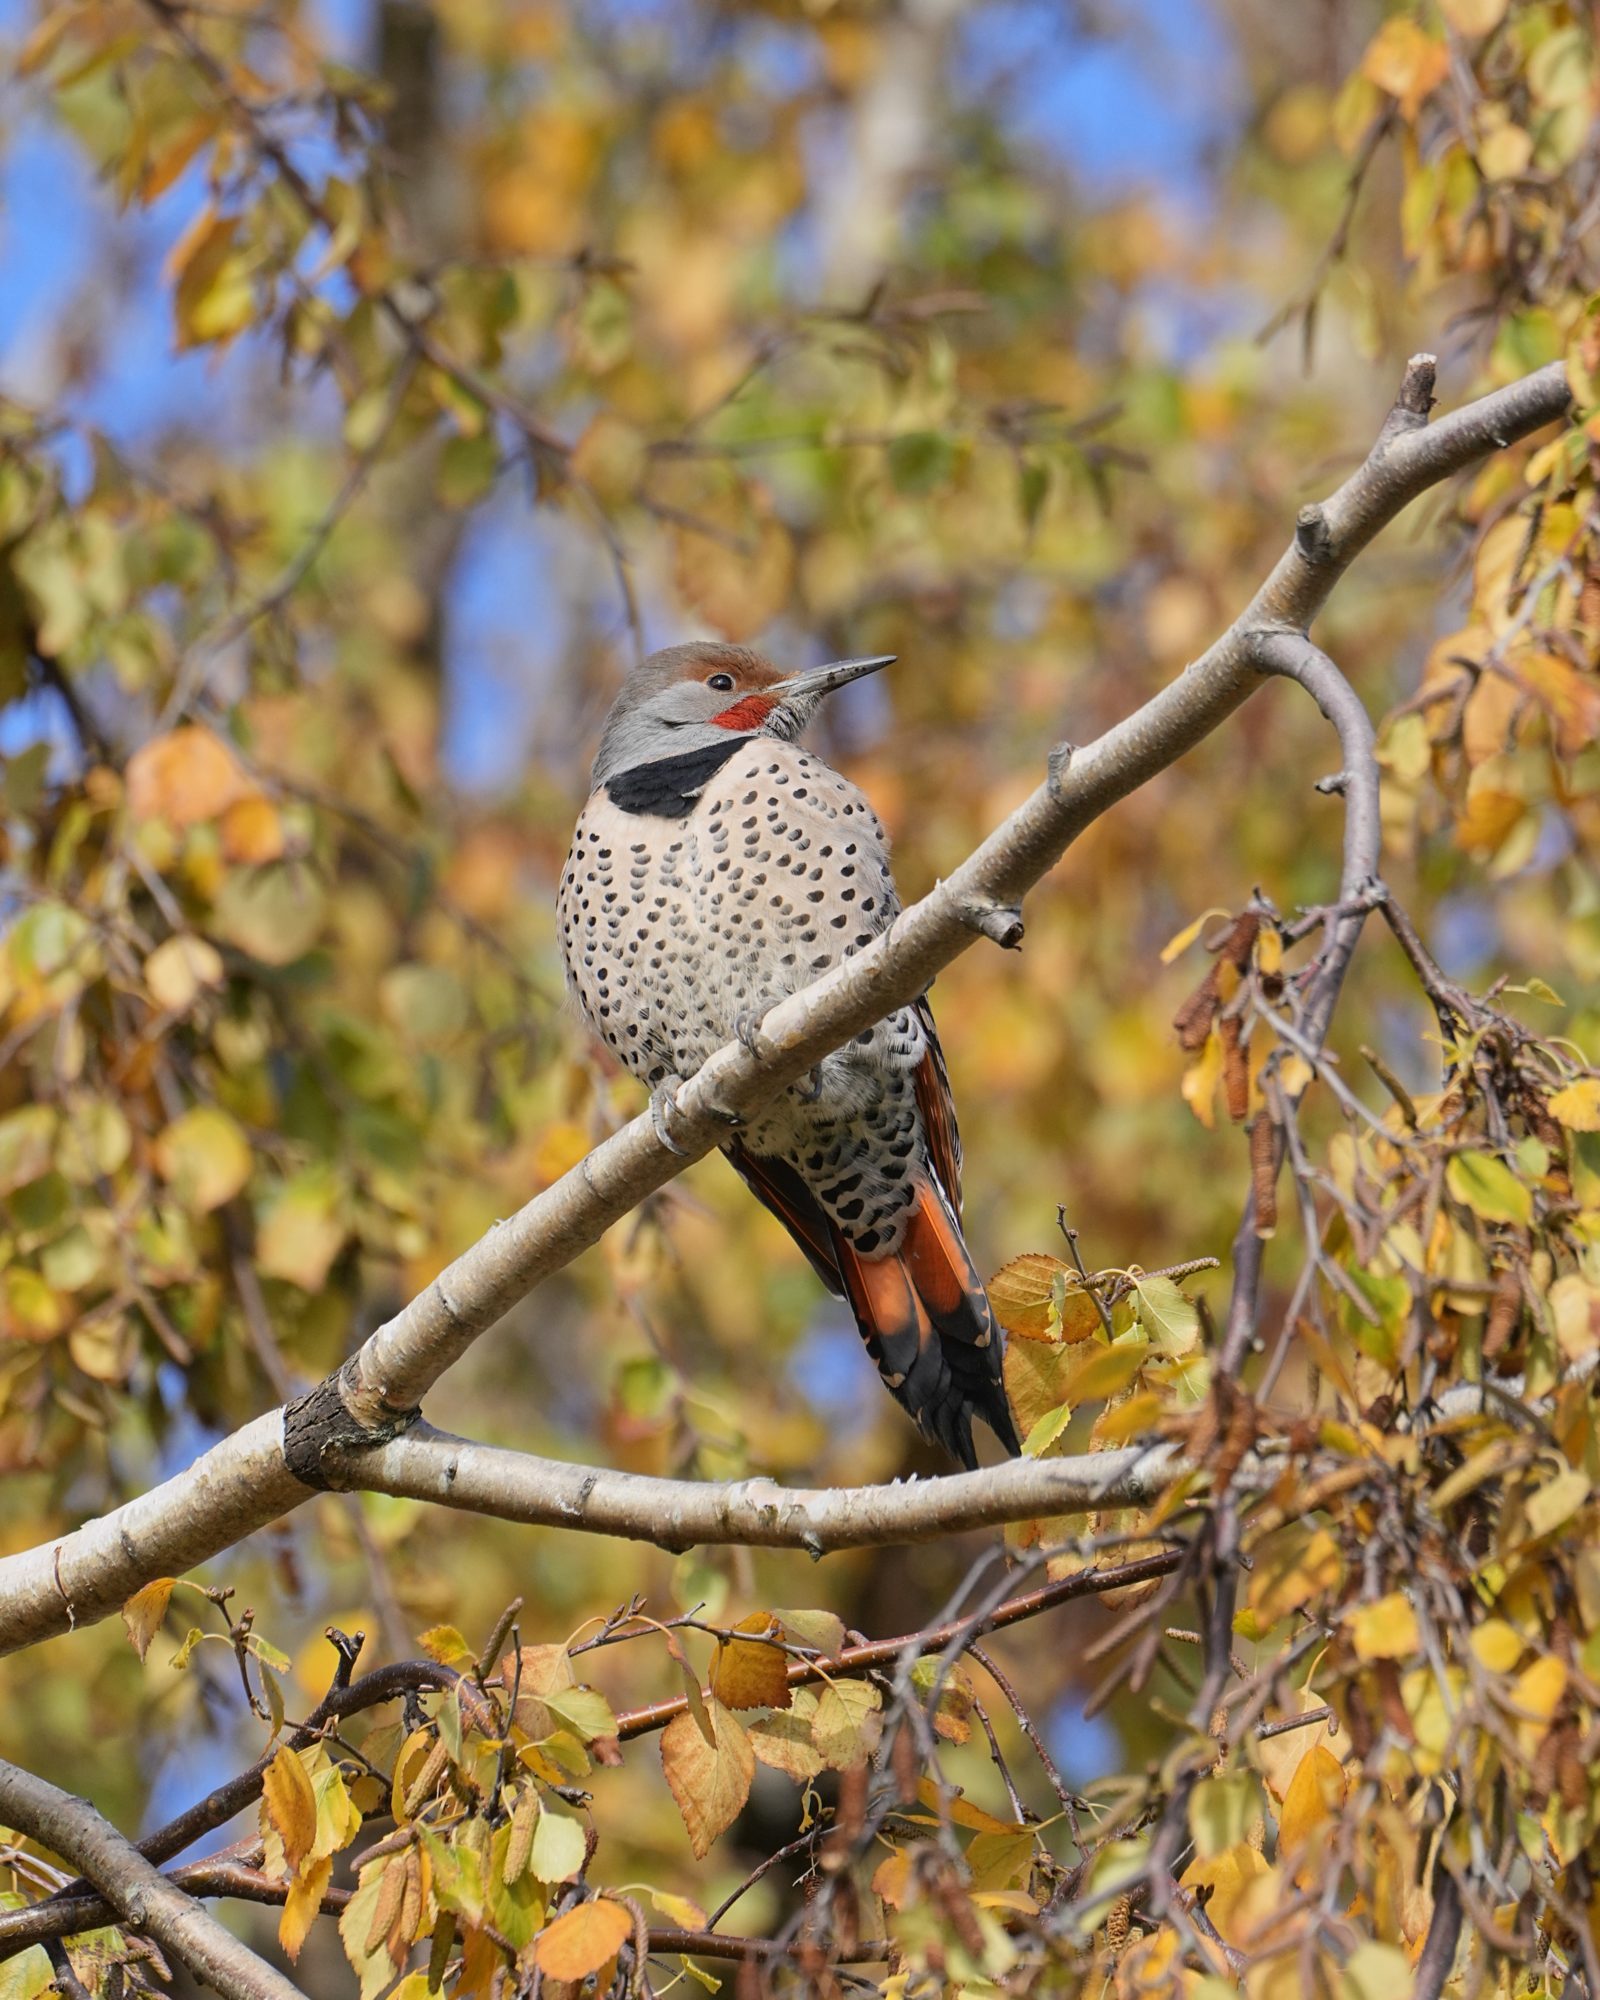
[591,641,894,788]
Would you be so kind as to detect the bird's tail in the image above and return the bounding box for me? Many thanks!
[832,1176,1020,1470]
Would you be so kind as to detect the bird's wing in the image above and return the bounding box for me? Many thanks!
[912,997,964,1219]
[722,1139,844,1295]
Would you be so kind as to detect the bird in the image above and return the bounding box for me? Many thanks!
[556,640,1019,1468]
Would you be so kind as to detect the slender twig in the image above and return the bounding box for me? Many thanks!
[613,1550,1182,1741]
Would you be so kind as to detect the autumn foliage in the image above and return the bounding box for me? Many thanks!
[4,1,1600,1997]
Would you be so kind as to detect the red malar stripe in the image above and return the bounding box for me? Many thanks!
[710,694,778,730]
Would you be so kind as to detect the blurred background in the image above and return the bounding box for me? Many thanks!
[1,0,1596,1985]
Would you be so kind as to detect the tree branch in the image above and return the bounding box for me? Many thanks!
[0,1760,305,2000]
[610,1548,1184,1741]
[349,1420,1183,1550]
[0,355,1568,1659]
[1217,626,1384,1374]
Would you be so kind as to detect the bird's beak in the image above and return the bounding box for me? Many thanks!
[774,654,897,701]
[769,654,895,734]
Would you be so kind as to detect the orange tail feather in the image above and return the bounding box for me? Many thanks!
[833,1179,1019,1468]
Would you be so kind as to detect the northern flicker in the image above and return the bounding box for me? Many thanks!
[557,641,1019,1467]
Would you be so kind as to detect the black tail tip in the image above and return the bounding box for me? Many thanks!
[929,1384,1022,1470]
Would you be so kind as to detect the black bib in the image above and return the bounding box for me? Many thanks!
[604,736,751,819]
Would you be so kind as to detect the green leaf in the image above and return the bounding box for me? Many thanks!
[0,1941,53,2000]
[1447,1150,1533,1228]
[1132,1274,1200,1351]
[886,430,956,496]
[528,1804,587,1884]
[1020,1402,1071,1458]
[1188,1770,1263,1859]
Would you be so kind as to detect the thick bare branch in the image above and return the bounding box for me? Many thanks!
[0,1760,305,2000]
[0,355,1568,1658]
[350,1421,1182,1549]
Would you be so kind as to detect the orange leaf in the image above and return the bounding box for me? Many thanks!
[121,1578,175,1661]
[661,1699,754,1858]
[1277,1745,1346,1869]
[1361,17,1449,120]
[986,1254,1070,1341]
[221,794,286,863]
[126,725,246,827]
[711,1614,791,1711]
[532,1898,633,1981]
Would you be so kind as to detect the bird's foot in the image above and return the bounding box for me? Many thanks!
[648,1079,691,1157]
[732,1008,771,1061]
[797,1063,824,1102]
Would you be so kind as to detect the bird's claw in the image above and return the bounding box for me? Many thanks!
[649,1082,691,1157]
[732,1008,769,1060]
[797,1064,824,1102]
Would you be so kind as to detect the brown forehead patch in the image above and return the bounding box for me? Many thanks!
[650,641,783,689]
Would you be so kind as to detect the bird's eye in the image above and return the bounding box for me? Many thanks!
[707,672,735,692]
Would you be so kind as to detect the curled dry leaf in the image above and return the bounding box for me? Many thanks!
[120,1577,175,1661]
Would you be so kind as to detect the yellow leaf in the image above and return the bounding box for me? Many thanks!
[153,1105,253,1213]
[914,1775,1021,1836]
[126,725,245,826]
[418,1625,474,1667]
[1551,1275,1600,1363]
[262,1745,318,1872]
[1342,1941,1416,2000]
[1549,1079,1600,1132]
[661,1699,754,1858]
[279,1853,331,1961]
[532,1899,633,1981]
[1525,1465,1590,1538]
[711,1614,791,1711]
[1442,0,1508,30]
[646,1889,707,1929]
[121,1578,175,1661]
[167,205,255,348]
[145,935,224,1013]
[1002,1337,1077,1440]
[1256,1694,1345,1801]
[1510,1655,1567,1752]
[872,1847,912,1909]
[1180,1843,1273,1946]
[1248,1525,1344,1627]
[257,1169,347,1292]
[1278,1745,1346,1863]
[1516,653,1600,759]
[1160,908,1227,964]
[813,1679,882,1771]
[747,1691,826,1783]
[1182,1028,1223,1129]
[1345,1592,1420,1662]
[1058,1338,1150,1407]
[1470,1619,1523,1673]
